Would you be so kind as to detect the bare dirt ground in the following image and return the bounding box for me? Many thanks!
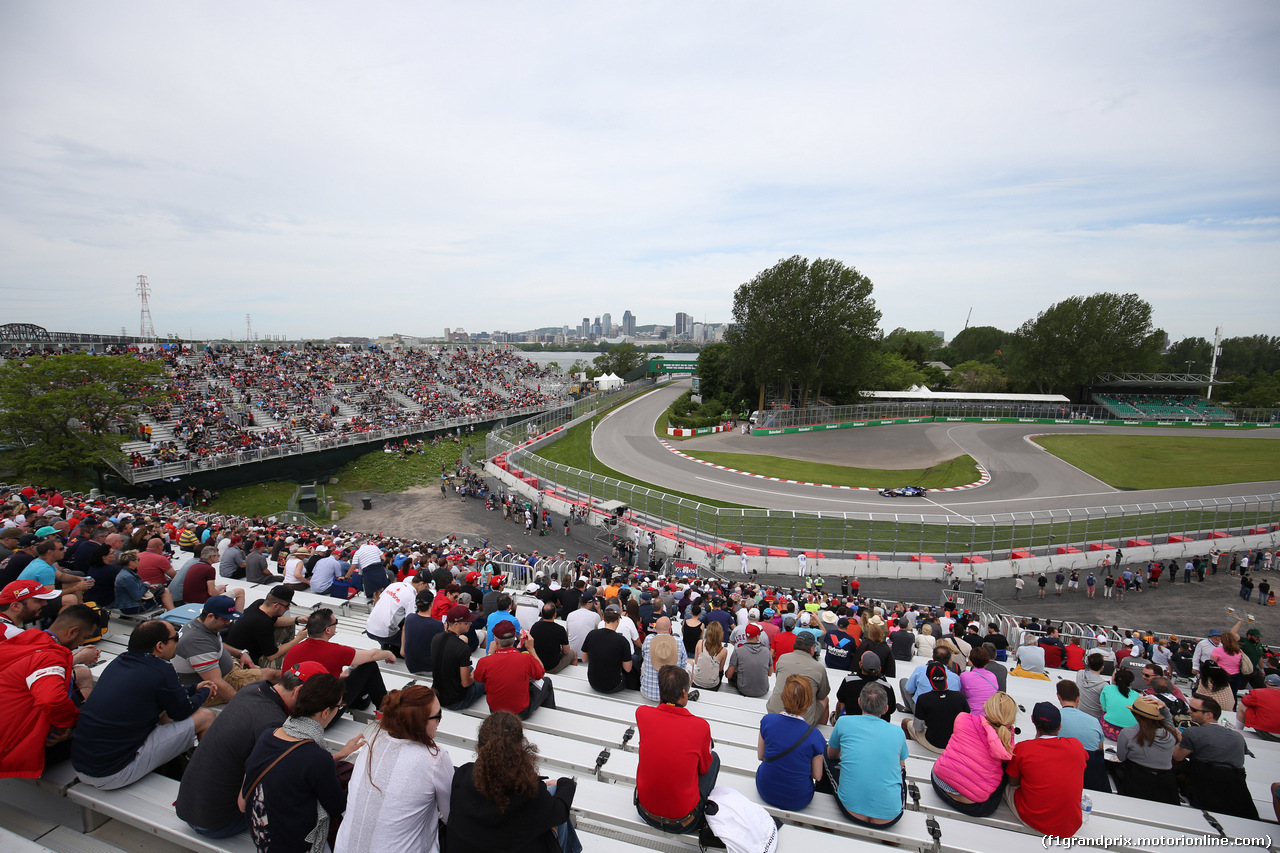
[336,484,609,554]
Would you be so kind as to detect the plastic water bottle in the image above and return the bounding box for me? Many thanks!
[1080,794,1092,824]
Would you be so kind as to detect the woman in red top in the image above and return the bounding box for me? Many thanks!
[431,583,460,621]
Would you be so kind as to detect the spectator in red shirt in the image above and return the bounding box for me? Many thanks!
[283,608,395,715]
[1237,674,1280,738]
[771,615,797,669]
[634,665,720,834]
[136,538,175,585]
[1005,701,1087,838]
[0,605,100,778]
[1064,639,1086,671]
[181,547,244,610]
[430,582,460,622]
[473,620,556,719]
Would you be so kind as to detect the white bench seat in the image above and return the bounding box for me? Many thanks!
[66,773,256,853]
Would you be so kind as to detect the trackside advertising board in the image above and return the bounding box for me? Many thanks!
[753,417,1279,436]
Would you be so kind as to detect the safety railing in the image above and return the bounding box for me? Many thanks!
[488,406,1280,561]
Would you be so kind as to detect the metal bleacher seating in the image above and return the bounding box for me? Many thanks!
[5,559,1279,852]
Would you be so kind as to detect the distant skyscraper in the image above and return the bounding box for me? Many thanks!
[592,316,602,338]
[581,317,590,339]
[675,312,692,337]
[622,310,635,336]
[601,313,612,337]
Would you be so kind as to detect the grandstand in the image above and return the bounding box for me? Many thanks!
[1094,394,1235,422]
[8,569,1279,852]
[1088,373,1235,423]
[1,484,1278,852]
[4,342,568,484]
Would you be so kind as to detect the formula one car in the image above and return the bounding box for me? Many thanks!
[879,486,928,497]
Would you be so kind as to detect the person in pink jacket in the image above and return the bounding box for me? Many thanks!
[959,647,1001,713]
[930,691,1017,816]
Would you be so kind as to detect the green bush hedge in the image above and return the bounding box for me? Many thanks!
[667,391,730,429]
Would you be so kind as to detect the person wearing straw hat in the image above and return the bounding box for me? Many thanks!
[1114,695,1181,804]
[283,546,311,591]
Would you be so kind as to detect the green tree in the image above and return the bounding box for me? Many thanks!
[592,342,644,377]
[881,328,942,366]
[1224,371,1280,409]
[1161,337,1213,374]
[870,351,927,391]
[726,256,881,410]
[944,325,1009,366]
[0,353,169,483]
[949,360,1009,393]
[1218,335,1280,376]
[1005,293,1164,398]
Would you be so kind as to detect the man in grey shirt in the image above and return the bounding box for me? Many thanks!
[245,540,279,584]
[1076,652,1108,719]
[1173,695,1258,819]
[218,537,246,579]
[726,624,771,697]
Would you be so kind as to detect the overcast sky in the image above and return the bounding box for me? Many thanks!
[2,2,1277,343]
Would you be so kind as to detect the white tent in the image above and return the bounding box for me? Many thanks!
[597,373,624,390]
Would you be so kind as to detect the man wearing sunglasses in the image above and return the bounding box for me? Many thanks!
[72,620,217,790]
[1173,696,1258,819]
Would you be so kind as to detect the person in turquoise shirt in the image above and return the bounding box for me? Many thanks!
[1099,668,1139,740]
[825,682,908,827]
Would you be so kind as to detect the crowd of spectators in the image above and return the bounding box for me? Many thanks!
[2,479,1279,849]
[5,343,564,471]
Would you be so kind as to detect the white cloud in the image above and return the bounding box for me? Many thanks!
[1,1,1277,342]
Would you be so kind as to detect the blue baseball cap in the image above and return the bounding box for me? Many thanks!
[202,595,240,621]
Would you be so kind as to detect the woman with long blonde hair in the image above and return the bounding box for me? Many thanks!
[929,691,1016,817]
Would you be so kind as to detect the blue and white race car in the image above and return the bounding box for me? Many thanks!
[879,486,928,497]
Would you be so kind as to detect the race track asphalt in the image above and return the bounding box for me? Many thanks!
[591,380,1280,516]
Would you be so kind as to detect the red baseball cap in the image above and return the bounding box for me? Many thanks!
[465,571,481,584]
[745,624,762,638]
[489,574,507,588]
[284,661,329,682]
[0,580,61,605]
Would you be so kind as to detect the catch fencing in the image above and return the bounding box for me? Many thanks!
[488,404,1280,561]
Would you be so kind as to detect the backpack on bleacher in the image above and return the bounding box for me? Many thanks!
[1153,691,1192,728]
[81,601,110,644]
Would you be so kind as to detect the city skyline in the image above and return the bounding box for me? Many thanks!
[3,4,1277,342]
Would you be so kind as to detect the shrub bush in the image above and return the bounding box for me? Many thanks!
[667,391,729,429]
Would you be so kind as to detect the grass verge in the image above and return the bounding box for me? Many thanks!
[533,416,753,510]
[207,482,303,519]
[334,434,489,493]
[679,451,980,489]
[206,434,488,520]
[1034,435,1280,490]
